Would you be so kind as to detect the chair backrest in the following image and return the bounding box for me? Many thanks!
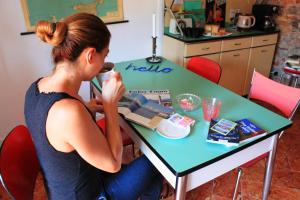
[0,125,40,200]
[186,57,222,84]
[248,71,300,119]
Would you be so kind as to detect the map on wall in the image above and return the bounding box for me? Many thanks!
[20,0,124,32]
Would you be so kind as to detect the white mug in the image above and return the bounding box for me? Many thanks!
[96,62,115,86]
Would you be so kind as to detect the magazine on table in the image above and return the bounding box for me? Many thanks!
[236,119,267,143]
[206,118,267,146]
[206,119,240,146]
[118,90,175,130]
[127,89,173,108]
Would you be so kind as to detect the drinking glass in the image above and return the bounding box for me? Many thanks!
[201,97,222,122]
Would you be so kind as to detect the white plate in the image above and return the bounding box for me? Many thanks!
[156,119,190,139]
[203,32,233,37]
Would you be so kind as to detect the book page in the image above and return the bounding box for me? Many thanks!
[118,107,132,116]
[125,113,163,130]
[118,90,174,129]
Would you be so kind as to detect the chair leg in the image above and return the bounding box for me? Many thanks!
[131,143,135,158]
[233,168,243,200]
[0,175,15,200]
[293,76,298,88]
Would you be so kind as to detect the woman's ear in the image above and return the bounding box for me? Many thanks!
[85,48,96,64]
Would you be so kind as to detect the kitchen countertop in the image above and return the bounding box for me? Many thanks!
[164,27,280,43]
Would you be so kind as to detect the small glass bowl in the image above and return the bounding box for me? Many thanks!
[176,93,201,112]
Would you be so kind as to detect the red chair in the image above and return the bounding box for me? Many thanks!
[186,57,222,84]
[281,66,300,87]
[0,125,41,200]
[232,71,300,199]
[96,118,135,158]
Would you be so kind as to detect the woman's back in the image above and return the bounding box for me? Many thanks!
[24,79,102,200]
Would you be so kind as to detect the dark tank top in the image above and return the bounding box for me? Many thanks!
[24,79,103,200]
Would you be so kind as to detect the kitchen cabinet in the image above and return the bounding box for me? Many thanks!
[219,49,250,95]
[244,45,276,94]
[184,53,221,67]
[163,32,278,96]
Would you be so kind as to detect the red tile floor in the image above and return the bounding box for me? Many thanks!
[1,110,300,200]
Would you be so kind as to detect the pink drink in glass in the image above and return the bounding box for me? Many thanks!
[202,98,222,122]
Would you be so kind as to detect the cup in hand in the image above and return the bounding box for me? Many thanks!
[96,62,115,86]
[201,97,222,122]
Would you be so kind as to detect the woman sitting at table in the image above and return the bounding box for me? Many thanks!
[24,13,162,200]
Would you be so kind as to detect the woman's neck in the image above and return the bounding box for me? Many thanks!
[42,62,83,99]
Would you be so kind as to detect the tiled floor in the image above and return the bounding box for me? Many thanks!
[1,110,299,200]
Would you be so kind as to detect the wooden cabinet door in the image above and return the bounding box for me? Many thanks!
[244,45,276,94]
[201,53,220,64]
[219,49,250,95]
[183,53,220,67]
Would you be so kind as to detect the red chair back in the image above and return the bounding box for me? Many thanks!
[241,71,300,168]
[249,71,300,118]
[96,118,134,146]
[0,125,40,200]
[186,57,222,84]
[283,66,300,76]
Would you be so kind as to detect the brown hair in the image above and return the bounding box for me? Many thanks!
[35,13,111,64]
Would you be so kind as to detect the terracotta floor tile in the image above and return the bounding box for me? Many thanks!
[241,180,263,200]
[211,194,231,200]
[213,170,238,198]
[186,181,213,200]
[272,170,293,187]
[286,171,300,189]
[241,160,265,183]
[269,185,300,200]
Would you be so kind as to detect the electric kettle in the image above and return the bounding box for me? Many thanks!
[237,14,256,30]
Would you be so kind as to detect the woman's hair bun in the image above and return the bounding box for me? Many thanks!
[35,21,67,46]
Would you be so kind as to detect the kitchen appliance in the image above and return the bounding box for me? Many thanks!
[252,4,279,31]
[169,18,192,34]
[236,14,256,31]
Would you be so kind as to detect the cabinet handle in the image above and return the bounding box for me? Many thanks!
[202,47,210,50]
[234,43,242,46]
[261,50,268,53]
[233,54,240,57]
[262,39,269,42]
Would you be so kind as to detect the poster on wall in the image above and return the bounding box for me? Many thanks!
[20,0,124,32]
[205,0,226,27]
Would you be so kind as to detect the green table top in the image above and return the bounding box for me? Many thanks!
[92,58,291,176]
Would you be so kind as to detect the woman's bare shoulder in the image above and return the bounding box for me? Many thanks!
[46,98,98,150]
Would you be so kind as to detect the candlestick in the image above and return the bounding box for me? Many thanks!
[146,36,162,63]
[152,13,156,38]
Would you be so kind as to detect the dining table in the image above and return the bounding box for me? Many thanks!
[90,57,291,200]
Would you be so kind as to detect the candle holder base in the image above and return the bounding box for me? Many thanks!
[146,56,162,63]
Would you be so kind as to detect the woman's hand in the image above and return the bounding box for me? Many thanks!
[101,72,125,107]
[86,97,104,114]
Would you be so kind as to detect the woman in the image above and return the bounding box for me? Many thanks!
[24,13,162,200]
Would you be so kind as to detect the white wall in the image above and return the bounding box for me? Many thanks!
[0,0,164,141]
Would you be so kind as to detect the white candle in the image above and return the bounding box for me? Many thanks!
[152,13,156,38]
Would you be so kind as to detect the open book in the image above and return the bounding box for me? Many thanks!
[118,90,175,130]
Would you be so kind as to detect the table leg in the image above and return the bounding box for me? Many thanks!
[90,82,95,100]
[262,134,279,200]
[175,176,187,200]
